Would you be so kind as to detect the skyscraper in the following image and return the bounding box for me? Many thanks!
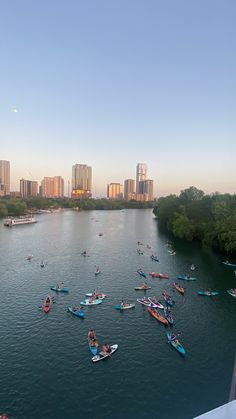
[107,183,123,200]
[20,179,38,197]
[72,164,92,198]
[0,160,10,196]
[136,163,147,194]
[41,176,64,198]
[124,179,135,200]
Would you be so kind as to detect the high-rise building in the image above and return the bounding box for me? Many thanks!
[142,179,154,201]
[107,183,123,200]
[0,160,10,196]
[20,179,38,197]
[124,179,135,200]
[136,163,147,194]
[41,176,64,198]
[72,164,92,199]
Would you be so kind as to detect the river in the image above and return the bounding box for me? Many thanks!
[0,209,235,419]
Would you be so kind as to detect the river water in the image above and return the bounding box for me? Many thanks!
[0,209,235,419]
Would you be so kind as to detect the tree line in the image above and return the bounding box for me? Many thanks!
[153,186,236,255]
[0,196,155,217]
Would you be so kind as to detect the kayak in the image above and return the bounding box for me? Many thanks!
[227,289,236,297]
[67,306,85,318]
[51,286,69,293]
[147,307,168,325]
[149,272,169,279]
[80,299,103,306]
[197,291,220,296]
[162,294,175,306]
[137,298,158,308]
[173,282,185,295]
[177,275,196,281]
[150,255,159,262]
[134,286,151,290]
[147,297,164,309]
[167,332,186,356]
[115,303,135,310]
[43,295,52,313]
[164,306,174,325]
[88,339,99,355]
[85,293,107,299]
[137,269,147,278]
[222,261,236,267]
[92,344,118,363]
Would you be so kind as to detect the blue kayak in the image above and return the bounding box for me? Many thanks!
[177,275,196,281]
[51,286,69,293]
[167,332,186,356]
[222,261,236,268]
[197,291,219,296]
[67,306,85,318]
[137,269,147,278]
[88,340,98,355]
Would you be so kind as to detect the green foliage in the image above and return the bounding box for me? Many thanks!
[153,186,236,255]
[0,201,8,217]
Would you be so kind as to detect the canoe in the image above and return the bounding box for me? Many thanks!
[177,275,196,281]
[115,303,135,310]
[227,289,236,297]
[134,286,151,290]
[80,299,103,306]
[149,272,169,279]
[173,283,185,295]
[167,332,186,356]
[92,344,118,363]
[88,339,99,355]
[147,307,168,325]
[148,297,164,309]
[197,291,220,296]
[67,306,85,318]
[43,295,52,313]
[137,270,147,278]
[51,286,69,293]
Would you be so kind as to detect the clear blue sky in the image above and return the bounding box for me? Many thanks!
[1,0,235,197]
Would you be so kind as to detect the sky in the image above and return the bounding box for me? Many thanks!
[0,0,235,197]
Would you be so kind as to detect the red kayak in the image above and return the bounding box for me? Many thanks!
[173,282,185,295]
[147,307,168,325]
[149,272,169,279]
[43,295,53,313]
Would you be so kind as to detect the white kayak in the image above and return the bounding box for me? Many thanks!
[137,298,158,308]
[85,293,107,299]
[92,344,118,363]
[80,299,103,306]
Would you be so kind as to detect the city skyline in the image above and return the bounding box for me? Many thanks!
[1,1,235,197]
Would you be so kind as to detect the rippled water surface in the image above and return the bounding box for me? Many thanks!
[0,209,235,419]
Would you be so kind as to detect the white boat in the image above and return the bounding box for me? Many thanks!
[4,215,37,227]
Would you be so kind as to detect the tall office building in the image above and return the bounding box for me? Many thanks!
[72,164,92,199]
[20,179,38,197]
[41,176,64,198]
[107,183,123,200]
[0,160,10,196]
[136,163,147,194]
[141,179,154,201]
[124,179,135,200]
